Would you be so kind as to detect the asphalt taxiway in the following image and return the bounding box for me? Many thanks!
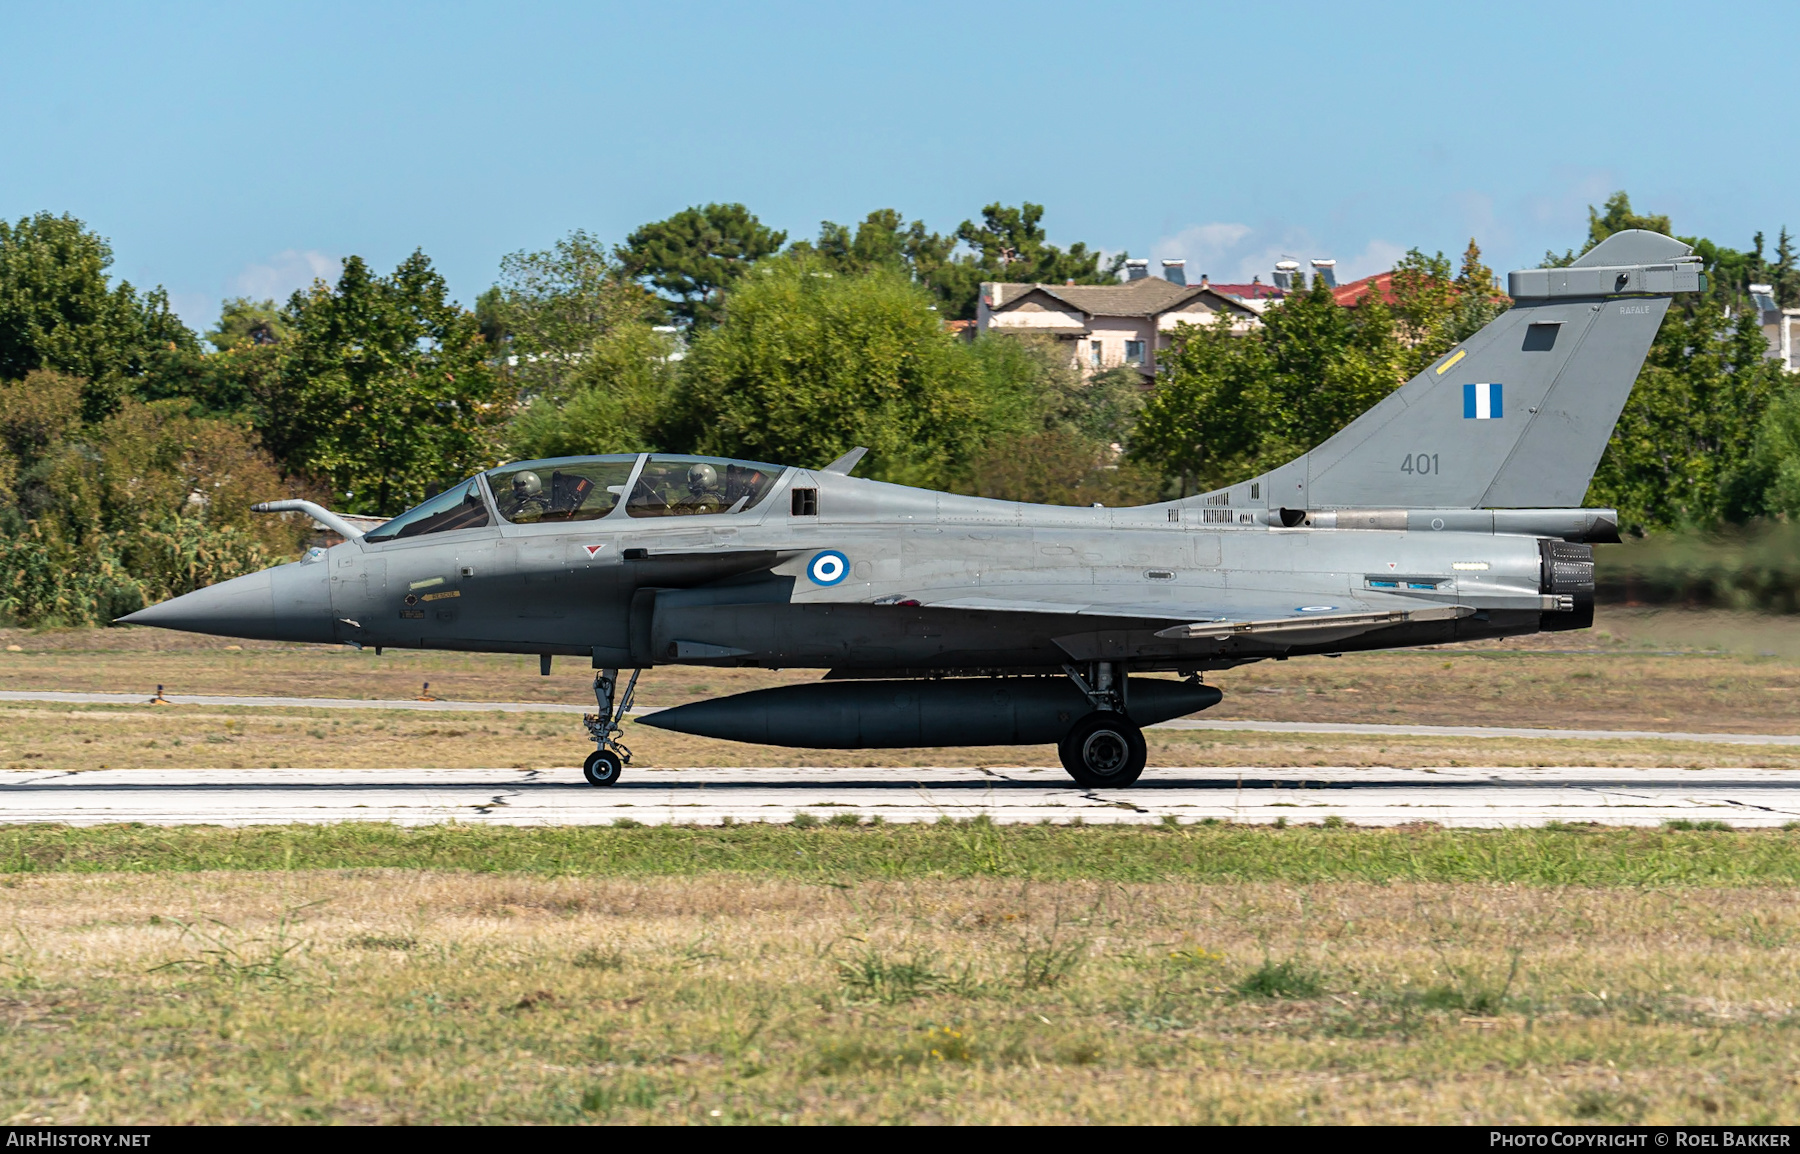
[6,765,1800,828]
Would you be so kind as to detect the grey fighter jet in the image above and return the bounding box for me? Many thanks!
[121,229,1703,788]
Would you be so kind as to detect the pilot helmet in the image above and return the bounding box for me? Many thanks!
[686,463,719,492]
[511,470,543,499]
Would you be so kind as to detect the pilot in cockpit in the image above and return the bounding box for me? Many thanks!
[504,470,550,521]
[673,463,724,513]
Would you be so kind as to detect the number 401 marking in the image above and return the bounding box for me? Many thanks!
[1401,453,1439,475]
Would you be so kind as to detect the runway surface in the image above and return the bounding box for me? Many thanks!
[7,765,1800,827]
[4,691,1798,746]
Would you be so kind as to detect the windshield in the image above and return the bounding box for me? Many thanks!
[363,480,490,542]
[488,456,637,524]
[627,454,783,518]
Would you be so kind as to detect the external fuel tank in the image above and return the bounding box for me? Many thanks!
[638,676,1222,749]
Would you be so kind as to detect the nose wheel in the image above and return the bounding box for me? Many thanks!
[583,748,624,786]
[582,668,639,787]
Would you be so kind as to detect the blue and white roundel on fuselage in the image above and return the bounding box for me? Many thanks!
[808,550,849,586]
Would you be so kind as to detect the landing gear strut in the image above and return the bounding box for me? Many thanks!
[1058,661,1147,788]
[583,667,639,787]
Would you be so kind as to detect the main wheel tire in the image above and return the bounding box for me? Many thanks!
[583,749,624,787]
[1058,712,1147,788]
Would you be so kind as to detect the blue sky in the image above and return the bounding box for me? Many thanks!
[4,1,1790,331]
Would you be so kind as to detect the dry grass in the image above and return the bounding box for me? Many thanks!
[4,871,1800,1124]
[6,701,1800,773]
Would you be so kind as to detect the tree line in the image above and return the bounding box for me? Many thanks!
[1,192,1796,626]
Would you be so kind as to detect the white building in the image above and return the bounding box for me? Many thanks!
[976,259,1262,378]
[1750,284,1800,372]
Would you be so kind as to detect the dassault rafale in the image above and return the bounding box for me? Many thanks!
[121,230,1703,788]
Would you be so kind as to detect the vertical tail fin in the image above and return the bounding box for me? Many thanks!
[1195,230,1703,512]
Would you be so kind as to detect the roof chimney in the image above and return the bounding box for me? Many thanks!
[1161,259,1186,286]
[1124,258,1150,281]
[1199,274,1209,288]
[1310,258,1337,288]
[1272,259,1300,291]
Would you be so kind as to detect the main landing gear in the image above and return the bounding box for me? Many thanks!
[1058,662,1148,788]
[583,667,640,787]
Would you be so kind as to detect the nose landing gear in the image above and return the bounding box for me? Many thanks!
[583,667,640,787]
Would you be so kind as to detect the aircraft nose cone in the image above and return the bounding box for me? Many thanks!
[116,558,334,643]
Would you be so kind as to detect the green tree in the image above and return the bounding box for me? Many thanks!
[963,427,1160,506]
[270,252,513,515]
[1388,246,1456,375]
[1133,273,1406,493]
[927,202,1126,320]
[506,323,681,460]
[1132,308,1276,494]
[1449,239,1509,343]
[474,285,510,350]
[0,369,305,626]
[800,209,959,284]
[1386,240,1509,377]
[0,212,198,420]
[955,202,1119,283]
[206,297,291,350]
[1588,191,1672,246]
[618,203,787,327]
[1588,272,1788,531]
[669,260,1039,487]
[1746,385,1800,518]
[493,231,673,460]
[131,340,285,421]
[127,297,294,421]
[494,231,661,402]
[1263,272,1405,454]
[1772,228,1800,308]
[1545,191,1674,266]
[1551,194,1796,530]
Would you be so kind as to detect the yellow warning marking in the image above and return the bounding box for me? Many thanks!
[1435,349,1466,375]
[421,589,461,601]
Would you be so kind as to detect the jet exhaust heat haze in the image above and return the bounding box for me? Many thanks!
[121,230,1703,789]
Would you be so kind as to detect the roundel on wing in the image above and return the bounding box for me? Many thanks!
[808,550,850,586]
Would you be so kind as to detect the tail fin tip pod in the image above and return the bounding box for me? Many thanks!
[1190,229,1703,512]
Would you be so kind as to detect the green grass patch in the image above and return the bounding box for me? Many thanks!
[7,821,1800,885]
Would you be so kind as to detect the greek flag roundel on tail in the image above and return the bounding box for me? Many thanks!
[1463,382,1502,419]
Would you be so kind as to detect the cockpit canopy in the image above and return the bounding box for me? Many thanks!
[489,454,784,524]
[363,453,790,543]
[624,455,782,518]
[488,455,638,524]
[362,479,489,542]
